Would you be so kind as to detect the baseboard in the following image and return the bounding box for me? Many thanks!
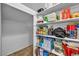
[6,43,33,56]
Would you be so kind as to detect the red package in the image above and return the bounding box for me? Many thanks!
[62,42,68,56]
[61,8,71,20]
[67,47,73,56]
[66,8,71,18]
[67,25,76,31]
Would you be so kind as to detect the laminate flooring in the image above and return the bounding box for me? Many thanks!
[9,45,33,56]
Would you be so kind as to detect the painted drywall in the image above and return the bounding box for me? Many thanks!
[0,3,1,56]
[22,3,46,12]
[1,4,33,55]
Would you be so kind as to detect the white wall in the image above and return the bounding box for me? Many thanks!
[1,4,33,55]
[0,3,1,56]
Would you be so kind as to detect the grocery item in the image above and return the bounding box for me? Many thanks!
[56,14,60,20]
[49,12,57,21]
[62,41,68,56]
[36,29,40,34]
[71,12,79,18]
[40,26,43,34]
[35,47,40,56]
[39,48,49,56]
[43,15,49,23]
[53,27,67,38]
[62,41,79,56]
[36,26,43,34]
[37,36,40,45]
[60,7,71,20]
[36,26,48,35]
[48,25,53,35]
[56,11,60,21]
[39,37,44,47]
[44,37,54,51]
[37,8,44,13]
[35,47,49,56]
[43,50,49,56]
[67,24,77,39]
[39,48,44,56]
[54,39,63,54]
[44,12,57,23]
[76,24,79,39]
[42,26,48,35]
[37,16,43,23]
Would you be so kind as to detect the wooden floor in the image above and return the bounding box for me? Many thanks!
[9,45,33,56]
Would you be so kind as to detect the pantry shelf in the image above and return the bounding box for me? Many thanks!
[37,3,78,16]
[36,45,64,56]
[34,3,79,56]
[37,34,79,42]
[36,18,79,26]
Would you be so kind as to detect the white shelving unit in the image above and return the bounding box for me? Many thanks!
[33,3,79,56]
[36,34,79,42]
[37,3,78,16]
[36,17,79,26]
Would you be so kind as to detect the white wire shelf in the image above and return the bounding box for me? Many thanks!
[36,34,79,42]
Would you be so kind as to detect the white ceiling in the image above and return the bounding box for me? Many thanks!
[22,3,46,12]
